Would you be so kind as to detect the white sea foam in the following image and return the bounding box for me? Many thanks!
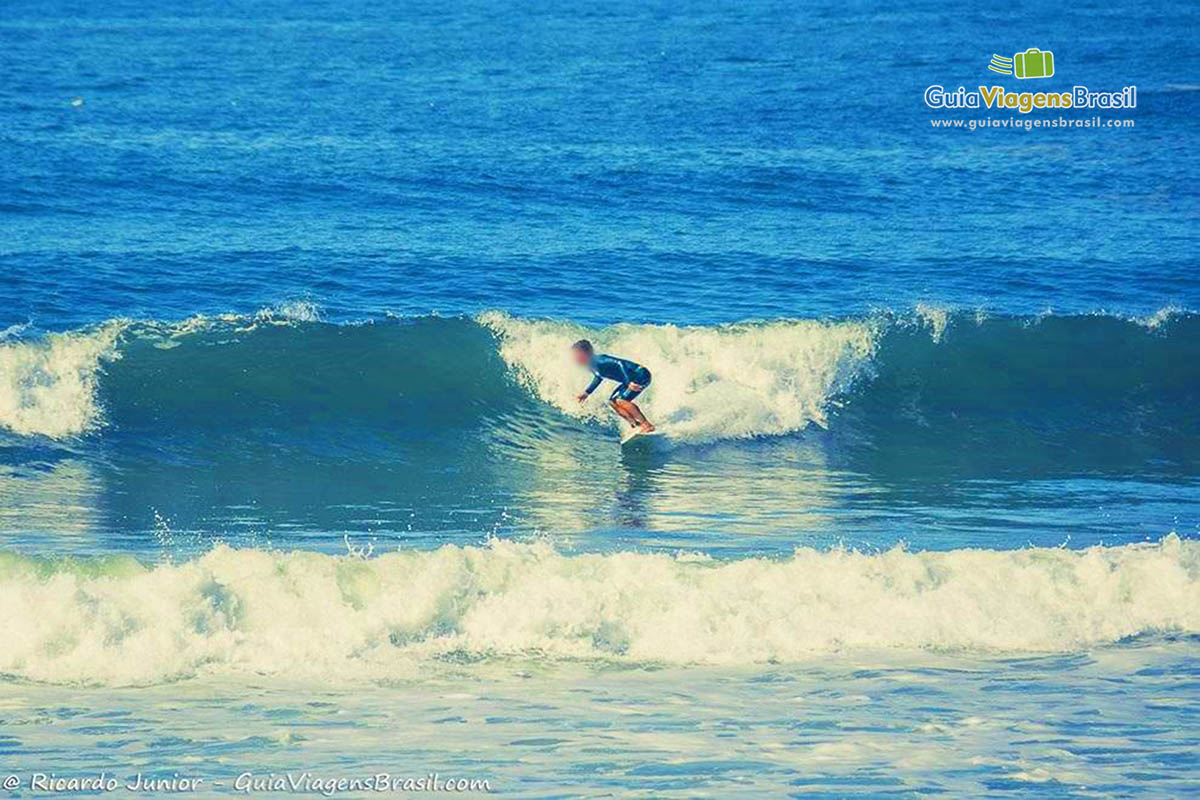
[480,312,878,441]
[134,301,324,343]
[1,536,1196,686]
[1138,305,1182,329]
[258,299,323,323]
[914,303,950,342]
[0,323,124,438]
[0,321,30,341]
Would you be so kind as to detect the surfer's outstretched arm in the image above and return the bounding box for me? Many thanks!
[577,374,602,403]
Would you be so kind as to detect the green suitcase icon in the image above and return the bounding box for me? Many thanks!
[1013,48,1054,79]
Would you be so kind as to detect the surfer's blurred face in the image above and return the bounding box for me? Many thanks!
[571,339,594,365]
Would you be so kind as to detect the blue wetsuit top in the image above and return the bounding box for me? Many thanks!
[584,354,652,402]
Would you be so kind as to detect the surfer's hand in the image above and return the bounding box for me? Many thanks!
[576,393,588,403]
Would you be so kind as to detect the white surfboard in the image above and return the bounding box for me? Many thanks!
[620,428,663,446]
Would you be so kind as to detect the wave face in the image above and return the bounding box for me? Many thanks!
[0,308,1197,469]
[1,537,1197,686]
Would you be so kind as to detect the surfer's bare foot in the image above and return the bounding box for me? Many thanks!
[640,423,655,433]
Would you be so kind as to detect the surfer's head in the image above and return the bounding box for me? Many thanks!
[570,339,594,365]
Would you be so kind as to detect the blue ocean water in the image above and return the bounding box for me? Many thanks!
[2,0,1199,796]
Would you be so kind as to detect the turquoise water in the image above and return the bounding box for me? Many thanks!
[2,0,1199,796]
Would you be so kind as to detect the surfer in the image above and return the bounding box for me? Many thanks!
[571,339,656,433]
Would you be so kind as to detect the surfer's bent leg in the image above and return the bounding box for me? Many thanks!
[610,370,654,432]
[608,384,641,427]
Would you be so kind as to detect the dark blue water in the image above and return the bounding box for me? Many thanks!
[1,1,1199,796]
[3,0,1198,330]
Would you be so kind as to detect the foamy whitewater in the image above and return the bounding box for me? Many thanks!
[0,322,123,438]
[483,311,877,439]
[2,537,1198,686]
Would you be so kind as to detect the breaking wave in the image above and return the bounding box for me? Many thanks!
[0,308,1196,468]
[1,536,1197,686]
[481,310,877,439]
[0,322,124,438]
